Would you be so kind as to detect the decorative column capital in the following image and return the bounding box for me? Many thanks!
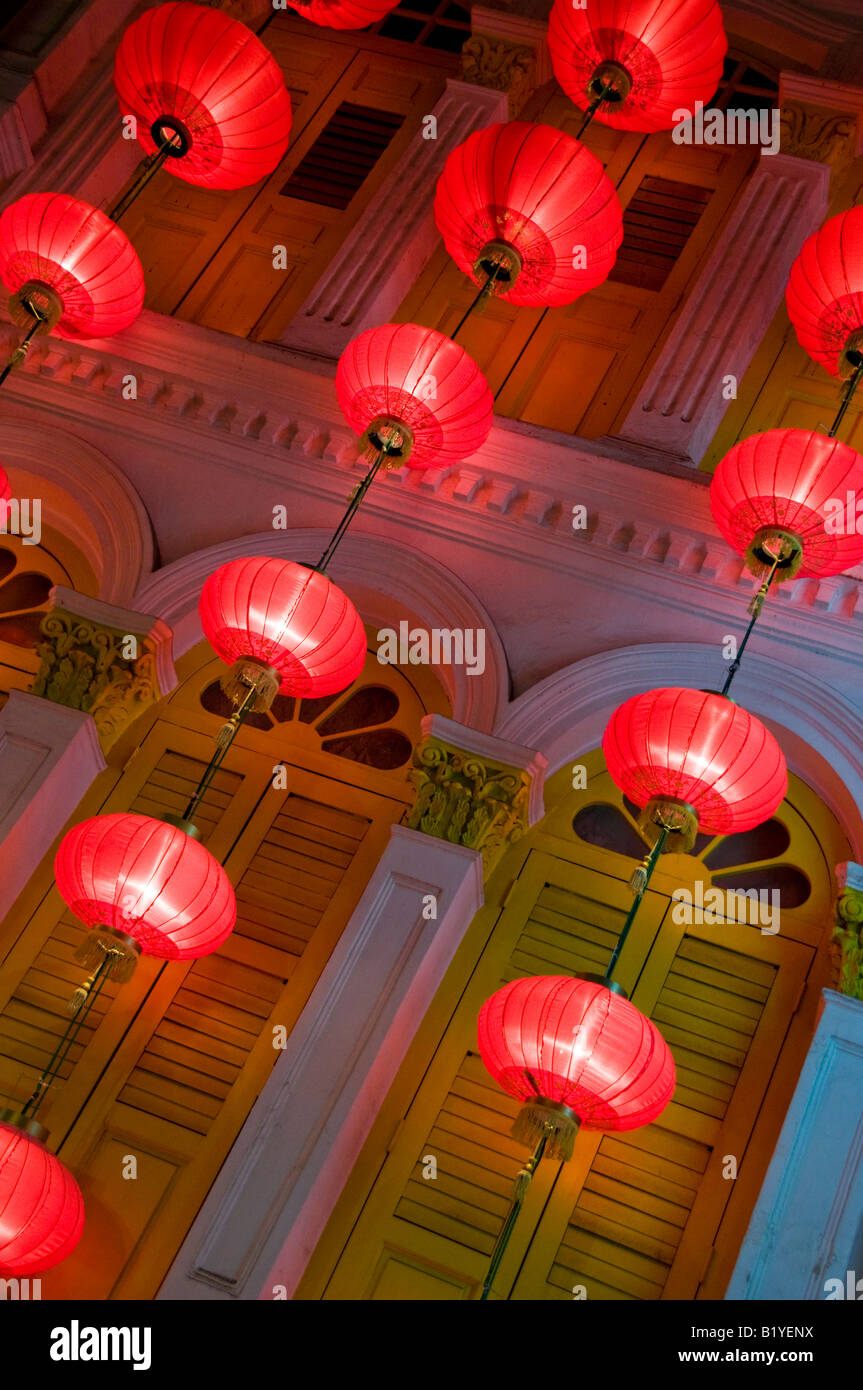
[461,8,552,117]
[30,586,176,757]
[405,714,547,876]
[778,72,863,171]
[831,861,863,1000]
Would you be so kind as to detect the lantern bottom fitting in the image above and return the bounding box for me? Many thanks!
[745,527,804,582]
[73,926,142,983]
[588,60,633,105]
[473,240,523,294]
[0,1108,49,1145]
[8,280,63,334]
[839,331,863,380]
[639,796,699,853]
[512,1099,580,1162]
[150,115,192,159]
[220,656,281,714]
[360,416,414,467]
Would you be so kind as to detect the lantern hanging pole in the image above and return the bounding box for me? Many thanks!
[108,131,183,223]
[720,547,785,697]
[18,952,116,1121]
[0,296,52,389]
[314,438,394,574]
[603,824,670,986]
[828,353,863,439]
[575,78,622,139]
[480,1133,548,1301]
[182,679,261,824]
[450,263,504,342]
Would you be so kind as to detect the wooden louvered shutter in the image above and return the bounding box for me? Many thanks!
[0,717,405,1299]
[321,850,811,1300]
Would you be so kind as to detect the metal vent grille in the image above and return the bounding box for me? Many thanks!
[609,176,713,292]
[280,103,405,209]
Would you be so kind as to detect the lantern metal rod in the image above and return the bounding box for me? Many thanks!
[575,80,618,139]
[108,133,181,223]
[0,299,50,390]
[720,549,784,697]
[314,437,394,574]
[480,1134,547,1301]
[450,262,503,342]
[828,354,863,439]
[603,824,670,986]
[182,679,261,824]
[18,953,115,1120]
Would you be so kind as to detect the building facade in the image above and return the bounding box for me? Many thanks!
[0,0,861,1302]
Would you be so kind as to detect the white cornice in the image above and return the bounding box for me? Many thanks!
[3,309,863,691]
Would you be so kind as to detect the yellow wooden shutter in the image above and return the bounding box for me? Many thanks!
[0,714,408,1299]
[319,847,811,1300]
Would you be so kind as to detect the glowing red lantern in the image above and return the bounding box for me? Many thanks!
[0,1121,84,1276]
[55,813,236,962]
[786,207,863,378]
[547,0,727,133]
[711,428,863,580]
[434,122,623,308]
[199,556,366,701]
[0,465,10,508]
[336,323,493,469]
[286,0,398,29]
[114,1,292,190]
[603,687,786,848]
[478,975,675,1158]
[0,193,144,341]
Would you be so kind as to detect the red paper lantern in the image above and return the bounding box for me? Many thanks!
[336,323,493,469]
[711,428,863,579]
[199,556,366,698]
[114,1,292,190]
[547,0,727,133]
[434,122,623,308]
[786,207,863,378]
[0,1122,84,1276]
[603,687,786,838]
[55,813,236,961]
[0,465,10,507]
[0,194,144,340]
[285,0,398,30]
[478,975,675,1156]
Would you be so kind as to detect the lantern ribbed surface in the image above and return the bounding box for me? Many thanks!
[547,0,727,132]
[336,323,493,470]
[286,0,398,30]
[199,556,367,698]
[478,976,675,1131]
[710,429,863,579]
[55,813,236,961]
[0,193,144,341]
[0,1124,85,1276]
[434,122,623,308]
[603,687,787,835]
[786,207,863,377]
[114,1,292,190]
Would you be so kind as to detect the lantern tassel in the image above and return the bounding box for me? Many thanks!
[512,1099,579,1163]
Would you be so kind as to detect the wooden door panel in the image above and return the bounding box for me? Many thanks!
[0,707,405,1299]
[508,920,812,1301]
[323,851,670,1299]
